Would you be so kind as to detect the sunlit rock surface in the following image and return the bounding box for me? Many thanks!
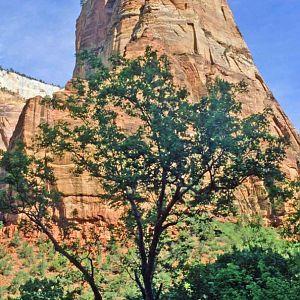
[4,0,299,233]
[0,69,60,150]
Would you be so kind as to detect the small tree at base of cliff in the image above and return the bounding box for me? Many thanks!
[35,48,292,300]
[0,143,104,300]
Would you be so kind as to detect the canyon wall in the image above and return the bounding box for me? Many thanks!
[72,0,300,217]
[8,87,118,240]
[3,0,299,233]
[0,69,60,150]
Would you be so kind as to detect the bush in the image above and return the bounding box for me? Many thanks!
[17,241,35,266]
[0,245,13,276]
[15,278,65,300]
[198,220,298,261]
[29,258,47,277]
[48,254,68,272]
[8,271,29,294]
[37,238,56,261]
[165,248,300,300]
[0,286,8,299]
[9,232,21,248]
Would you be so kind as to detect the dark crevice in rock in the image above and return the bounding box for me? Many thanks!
[188,23,199,54]
[221,6,227,21]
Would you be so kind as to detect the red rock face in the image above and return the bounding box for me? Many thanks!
[5,0,299,231]
[0,90,24,150]
[73,0,299,217]
[73,1,299,148]
[8,90,120,239]
[0,70,60,151]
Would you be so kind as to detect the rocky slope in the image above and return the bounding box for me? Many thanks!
[4,0,299,233]
[0,69,60,150]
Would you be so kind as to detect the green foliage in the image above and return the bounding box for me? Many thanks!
[38,47,292,299]
[9,232,21,248]
[29,258,47,277]
[155,217,299,292]
[165,248,300,300]
[200,219,299,260]
[17,241,35,267]
[0,48,297,300]
[281,179,300,241]
[97,247,140,300]
[0,286,8,299]
[0,245,13,276]
[48,253,68,272]
[8,271,29,294]
[14,278,70,300]
[0,141,61,234]
[37,238,56,261]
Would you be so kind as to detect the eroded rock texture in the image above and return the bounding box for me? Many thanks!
[0,89,24,150]
[8,87,119,240]
[0,70,60,151]
[5,0,299,232]
[74,0,300,207]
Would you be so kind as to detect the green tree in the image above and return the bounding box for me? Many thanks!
[14,278,71,300]
[0,143,103,300]
[0,244,13,276]
[38,48,291,300]
[165,247,300,300]
[281,179,300,241]
[0,48,294,300]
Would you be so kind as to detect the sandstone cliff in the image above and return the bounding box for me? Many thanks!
[0,89,23,150]
[5,0,299,232]
[0,69,60,150]
[8,86,118,240]
[72,0,300,216]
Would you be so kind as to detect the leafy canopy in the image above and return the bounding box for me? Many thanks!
[37,47,290,299]
[0,47,293,300]
[41,48,288,214]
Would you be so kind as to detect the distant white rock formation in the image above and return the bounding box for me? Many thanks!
[0,68,60,99]
[0,68,61,150]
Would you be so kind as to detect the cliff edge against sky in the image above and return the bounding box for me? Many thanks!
[5,0,300,233]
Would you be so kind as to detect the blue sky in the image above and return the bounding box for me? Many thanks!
[0,0,299,130]
[0,0,81,86]
[229,0,300,131]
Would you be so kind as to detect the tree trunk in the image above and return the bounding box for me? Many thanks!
[89,280,102,300]
[32,218,103,300]
[144,277,155,300]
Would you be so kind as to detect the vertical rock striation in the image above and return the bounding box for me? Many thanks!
[73,0,299,217]
[7,87,119,239]
[4,0,299,230]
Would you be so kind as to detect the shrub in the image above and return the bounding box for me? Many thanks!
[9,232,21,248]
[0,245,13,276]
[165,248,300,300]
[48,254,68,272]
[8,271,29,294]
[15,278,65,300]
[0,286,8,299]
[17,241,35,266]
[29,258,47,277]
